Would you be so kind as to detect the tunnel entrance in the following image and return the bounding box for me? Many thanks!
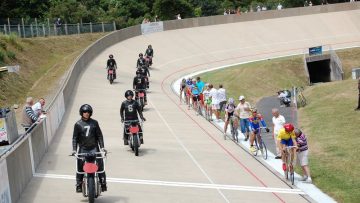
[307,59,331,83]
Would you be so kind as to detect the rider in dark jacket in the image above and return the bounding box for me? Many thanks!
[138,65,150,89]
[120,90,146,145]
[72,104,107,193]
[144,45,154,66]
[136,53,146,68]
[106,54,117,79]
[133,70,148,104]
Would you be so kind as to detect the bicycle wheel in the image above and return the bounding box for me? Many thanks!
[253,138,259,156]
[260,139,268,160]
[290,164,295,185]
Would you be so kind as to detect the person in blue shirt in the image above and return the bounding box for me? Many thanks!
[196,77,205,109]
[248,108,270,152]
[190,79,201,115]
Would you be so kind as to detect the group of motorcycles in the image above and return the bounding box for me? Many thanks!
[72,47,154,203]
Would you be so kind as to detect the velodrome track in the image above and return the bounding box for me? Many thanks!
[17,9,360,203]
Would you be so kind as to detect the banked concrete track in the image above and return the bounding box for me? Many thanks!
[17,7,360,203]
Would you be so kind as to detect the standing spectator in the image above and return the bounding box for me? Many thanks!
[304,0,309,6]
[32,98,45,117]
[295,128,312,183]
[154,15,158,22]
[272,108,285,159]
[235,96,252,141]
[55,18,62,35]
[277,3,283,10]
[196,77,205,109]
[217,84,227,113]
[355,78,360,111]
[177,14,182,20]
[209,84,220,121]
[22,97,39,131]
[256,5,261,12]
[223,9,228,15]
[309,1,313,6]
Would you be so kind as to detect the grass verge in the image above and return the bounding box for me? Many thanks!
[196,47,360,202]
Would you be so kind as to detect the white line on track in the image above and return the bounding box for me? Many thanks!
[34,173,305,195]
[147,100,230,203]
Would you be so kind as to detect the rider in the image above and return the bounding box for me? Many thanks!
[190,79,201,115]
[144,45,154,65]
[133,70,148,105]
[72,104,107,193]
[106,54,117,79]
[203,83,211,118]
[223,98,237,136]
[180,78,187,104]
[248,108,270,153]
[136,53,146,68]
[277,123,298,171]
[138,64,150,88]
[120,90,146,145]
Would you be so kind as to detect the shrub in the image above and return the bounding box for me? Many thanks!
[0,50,5,63]
[0,40,7,50]
[6,51,16,60]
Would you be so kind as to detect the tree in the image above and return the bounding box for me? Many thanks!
[153,0,194,20]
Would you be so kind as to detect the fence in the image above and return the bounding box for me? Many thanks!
[0,18,116,38]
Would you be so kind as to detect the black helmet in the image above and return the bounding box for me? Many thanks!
[125,90,134,98]
[139,53,143,57]
[136,70,141,75]
[109,54,113,58]
[148,45,152,48]
[79,104,93,117]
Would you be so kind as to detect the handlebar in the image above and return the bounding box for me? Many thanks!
[70,151,107,159]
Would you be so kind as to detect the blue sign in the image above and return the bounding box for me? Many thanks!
[309,46,322,56]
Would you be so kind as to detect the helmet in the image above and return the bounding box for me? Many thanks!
[228,98,234,104]
[284,123,294,133]
[79,104,93,117]
[139,53,143,57]
[239,95,245,101]
[136,70,142,75]
[109,54,113,58]
[148,45,152,48]
[125,90,134,98]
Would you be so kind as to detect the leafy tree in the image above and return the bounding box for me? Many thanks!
[153,0,194,20]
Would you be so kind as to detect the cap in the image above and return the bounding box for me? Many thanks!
[238,95,245,100]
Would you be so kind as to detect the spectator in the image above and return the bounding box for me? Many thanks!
[22,97,39,131]
[235,96,252,141]
[154,15,158,22]
[177,14,182,20]
[309,1,313,6]
[355,77,360,111]
[261,6,267,11]
[295,128,312,183]
[272,108,285,159]
[209,84,220,121]
[218,84,227,113]
[277,3,283,10]
[304,0,309,6]
[55,18,62,35]
[32,98,45,117]
[224,9,228,15]
[256,5,261,12]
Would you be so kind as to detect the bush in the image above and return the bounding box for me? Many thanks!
[0,50,5,63]
[4,33,23,51]
[0,40,7,50]
[6,51,16,60]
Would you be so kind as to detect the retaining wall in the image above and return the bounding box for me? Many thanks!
[0,2,359,202]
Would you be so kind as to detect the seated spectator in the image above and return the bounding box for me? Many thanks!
[22,97,39,131]
[295,128,312,183]
[32,98,45,117]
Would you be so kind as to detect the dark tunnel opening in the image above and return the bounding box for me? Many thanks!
[307,59,331,83]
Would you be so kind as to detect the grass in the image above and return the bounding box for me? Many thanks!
[197,48,360,203]
[0,33,106,108]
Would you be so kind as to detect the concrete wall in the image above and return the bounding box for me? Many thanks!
[0,2,359,202]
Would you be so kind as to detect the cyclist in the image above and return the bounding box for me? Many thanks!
[144,45,154,66]
[72,104,107,193]
[190,79,201,115]
[248,108,270,153]
[136,53,146,68]
[133,70,148,105]
[106,54,117,79]
[180,78,187,104]
[277,123,298,171]
[223,98,237,136]
[120,90,146,145]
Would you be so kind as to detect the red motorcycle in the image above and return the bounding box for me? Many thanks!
[107,68,115,84]
[144,56,152,67]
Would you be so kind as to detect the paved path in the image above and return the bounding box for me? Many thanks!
[17,10,360,203]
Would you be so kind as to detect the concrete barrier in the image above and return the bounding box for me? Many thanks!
[1,2,359,202]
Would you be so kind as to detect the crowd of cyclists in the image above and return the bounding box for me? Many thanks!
[180,76,311,183]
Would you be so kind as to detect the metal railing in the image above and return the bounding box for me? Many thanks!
[0,18,116,38]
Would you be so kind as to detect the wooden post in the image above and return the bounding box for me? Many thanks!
[54,24,57,35]
[90,22,92,33]
[101,22,104,32]
[113,21,116,31]
[22,18,25,38]
[7,18,10,33]
[65,24,68,35]
[4,24,7,35]
[30,24,34,37]
[47,18,50,36]
[77,23,80,35]
[42,24,45,37]
[17,24,21,37]
[35,18,39,37]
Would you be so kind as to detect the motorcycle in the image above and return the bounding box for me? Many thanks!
[124,120,143,156]
[72,151,107,203]
[278,90,291,107]
[107,68,115,84]
[135,89,146,111]
[145,56,152,67]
